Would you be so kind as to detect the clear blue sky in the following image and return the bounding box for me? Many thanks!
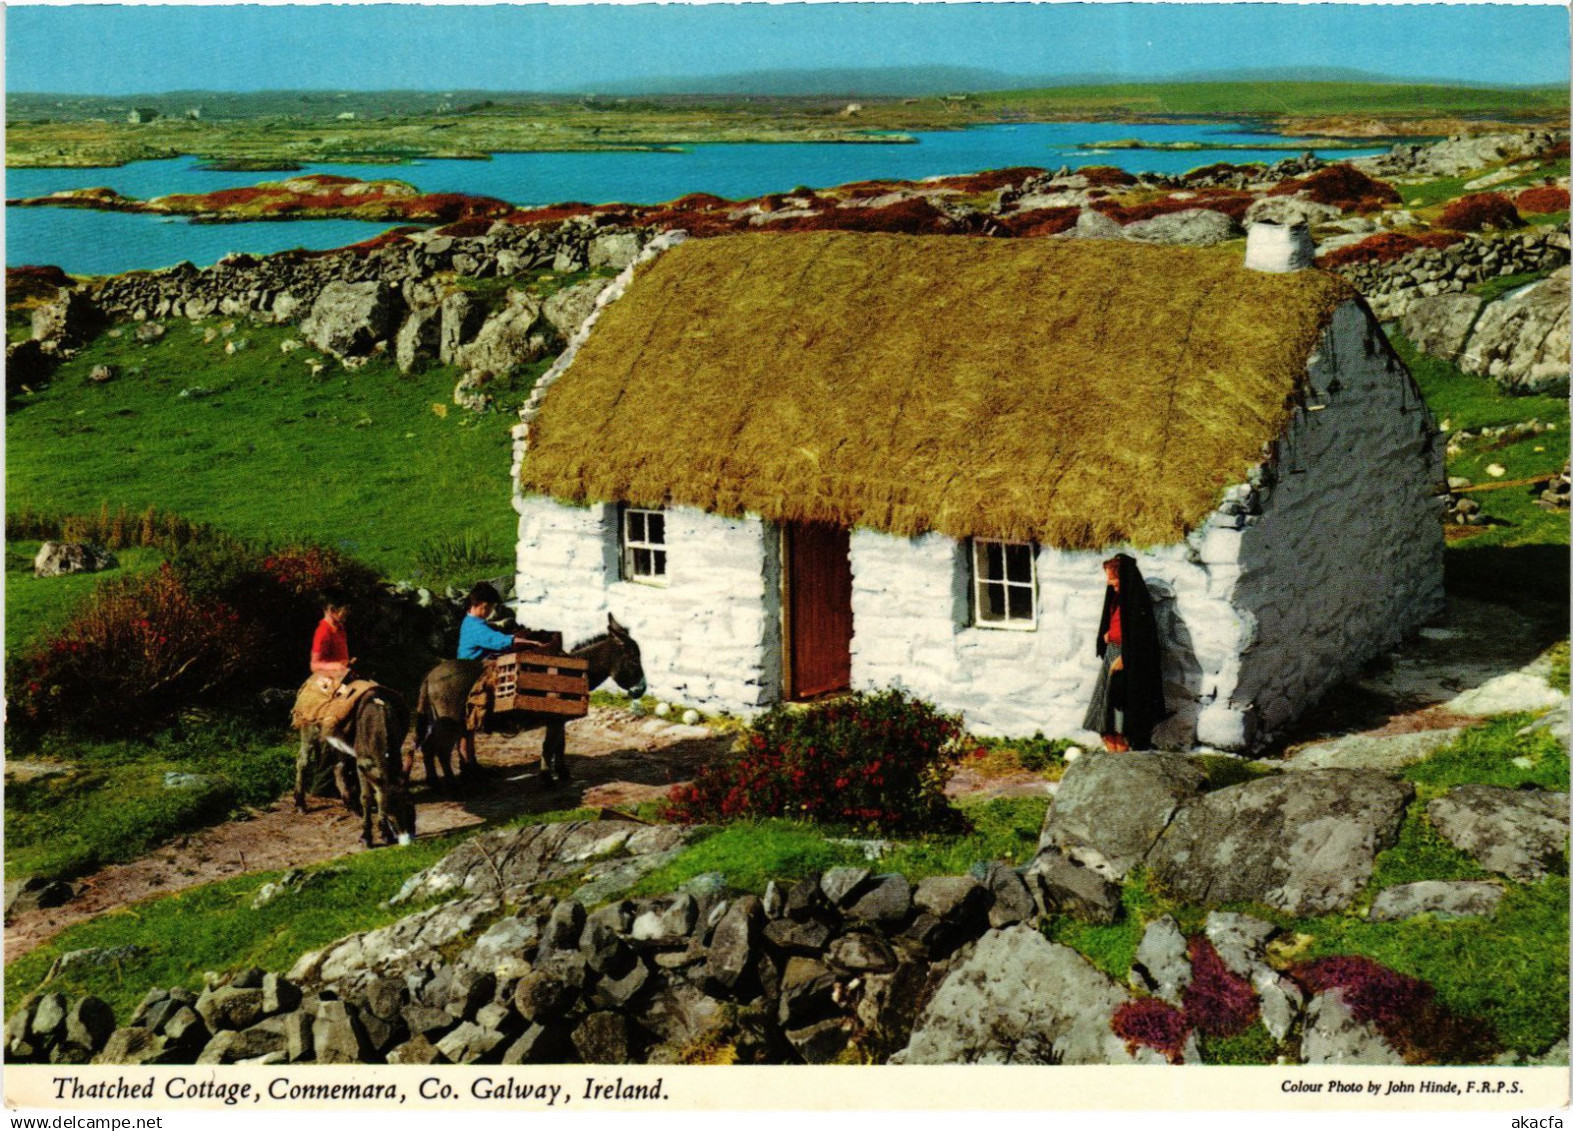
[6,3,1568,94]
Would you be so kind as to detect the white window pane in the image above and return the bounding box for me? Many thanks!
[651,549,666,577]
[1007,585,1034,621]
[628,511,646,542]
[980,582,1006,621]
[634,548,652,576]
[647,512,665,545]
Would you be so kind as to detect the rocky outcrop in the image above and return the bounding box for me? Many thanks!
[1146,769,1413,915]
[1462,267,1570,392]
[1300,990,1406,1065]
[1122,208,1241,247]
[542,277,614,340]
[1355,131,1565,181]
[893,926,1174,1065]
[1401,266,1570,392]
[452,295,554,378]
[300,280,402,359]
[1399,293,1484,364]
[32,541,118,578]
[31,287,104,352]
[1037,750,1208,880]
[1427,785,1569,882]
[391,820,693,907]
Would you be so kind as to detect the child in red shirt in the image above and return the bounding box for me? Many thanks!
[311,589,352,679]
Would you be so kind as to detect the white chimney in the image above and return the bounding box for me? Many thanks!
[1245,220,1315,273]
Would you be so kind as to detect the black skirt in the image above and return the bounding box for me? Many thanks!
[1082,642,1125,735]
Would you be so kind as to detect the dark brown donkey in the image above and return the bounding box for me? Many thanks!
[296,686,415,846]
[413,614,645,788]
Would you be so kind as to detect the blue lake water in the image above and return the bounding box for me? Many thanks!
[5,123,1383,275]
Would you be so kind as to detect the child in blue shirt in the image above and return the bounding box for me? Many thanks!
[458,582,530,659]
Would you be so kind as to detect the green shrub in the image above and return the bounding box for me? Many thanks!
[663,690,968,834]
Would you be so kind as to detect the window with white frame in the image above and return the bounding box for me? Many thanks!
[622,507,668,584]
[971,539,1036,628]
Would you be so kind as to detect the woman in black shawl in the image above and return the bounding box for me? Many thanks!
[1082,554,1167,751]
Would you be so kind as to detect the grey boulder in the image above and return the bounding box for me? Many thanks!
[33,542,118,578]
[1300,991,1405,1065]
[301,280,402,359]
[1147,769,1412,915]
[1039,750,1208,879]
[1426,785,1569,882]
[1123,208,1242,247]
[1367,880,1506,922]
[892,925,1172,1065]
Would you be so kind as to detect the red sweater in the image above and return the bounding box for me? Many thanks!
[312,618,349,667]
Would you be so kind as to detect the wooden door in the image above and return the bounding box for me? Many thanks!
[787,522,853,700]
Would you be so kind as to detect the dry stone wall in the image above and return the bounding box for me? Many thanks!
[1332,228,1570,321]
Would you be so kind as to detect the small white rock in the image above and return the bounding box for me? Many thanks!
[1062,746,1082,763]
[1487,463,1507,478]
[654,702,671,718]
[682,709,701,726]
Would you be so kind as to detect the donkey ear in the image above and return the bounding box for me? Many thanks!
[608,613,626,637]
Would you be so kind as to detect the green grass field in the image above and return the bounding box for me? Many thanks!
[4,319,518,584]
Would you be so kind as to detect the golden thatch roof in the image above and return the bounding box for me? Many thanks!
[519,231,1358,549]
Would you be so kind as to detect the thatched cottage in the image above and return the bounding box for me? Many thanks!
[509,228,1444,751]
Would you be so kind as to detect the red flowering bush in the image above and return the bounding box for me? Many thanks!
[172,540,381,685]
[1317,230,1466,269]
[1267,164,1401,213]
[935,167,1047,194]
[1438,193,1523,233]
[1112,998,1192,1063]
[1077,165,1138,188]
[1515,185,1570,215]
[774,197,959,236]
[8,566,259,733]
[1092,190,1253,226]
[994,206,1080,237]
[663,690,968,834]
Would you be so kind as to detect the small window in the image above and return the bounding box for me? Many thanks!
[972,539,1036,628]
[622,507,668,585]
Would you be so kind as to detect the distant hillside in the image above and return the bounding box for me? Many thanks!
[582,65,1023,97]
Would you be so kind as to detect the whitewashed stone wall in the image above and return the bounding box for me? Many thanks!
[512,499,782,710]
[847,533,1233,743]
[1211,299,1446,748]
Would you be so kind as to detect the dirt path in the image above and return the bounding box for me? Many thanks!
[6,593,1565,959]
[4,709,730,959]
